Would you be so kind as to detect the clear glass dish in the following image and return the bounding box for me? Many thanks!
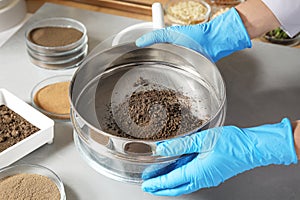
[25,17,87,54]
[0,164,66,200]
[165,0,211,25]
[70,33,226,183]
[31,75,72,121]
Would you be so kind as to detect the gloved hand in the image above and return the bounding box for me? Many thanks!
[136,8,252,62]
[142,118,298,196]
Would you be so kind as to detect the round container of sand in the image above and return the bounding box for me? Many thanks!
[31,75,72,121]
[25,17,88,70]
[70,35,226,184]
[0,164,66,200]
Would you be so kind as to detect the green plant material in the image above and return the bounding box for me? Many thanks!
[267,27,291,40]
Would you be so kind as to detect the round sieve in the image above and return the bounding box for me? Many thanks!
[70,36,226,183]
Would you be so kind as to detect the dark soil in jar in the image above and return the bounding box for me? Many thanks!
[0,105,40,152]
[103,80,204,140]
[28,26,83,47]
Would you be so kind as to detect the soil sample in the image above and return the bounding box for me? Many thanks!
[0,105,40,152]
[0,173,60,200]
[33,81,70,120]
[28,26,83,47]
[104,86,204,140]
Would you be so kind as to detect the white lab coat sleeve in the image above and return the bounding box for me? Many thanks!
[261,0,300,37]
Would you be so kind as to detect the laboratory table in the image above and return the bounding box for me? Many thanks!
[1,3,300,200]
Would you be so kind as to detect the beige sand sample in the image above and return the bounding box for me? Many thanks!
[29,26,83,47]
[0,173,60,200]
[167,0,208,25]
[34,81,70,120]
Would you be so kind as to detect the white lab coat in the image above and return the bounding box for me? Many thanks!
[262,0,300,37]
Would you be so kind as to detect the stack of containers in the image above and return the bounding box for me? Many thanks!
[0,17,87,197]
[25,17,88,70]
[25,17,88,122]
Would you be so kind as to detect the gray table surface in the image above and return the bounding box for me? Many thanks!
[1,3,300,200]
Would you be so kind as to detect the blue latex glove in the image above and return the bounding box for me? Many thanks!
[136,8,252,62]
[142,118,298,196]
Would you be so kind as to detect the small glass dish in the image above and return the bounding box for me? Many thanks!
[165,0,211,25]
[31,75,72,122]
[0,164,66,200]
[264,28,300,46]
[25,17,87,53]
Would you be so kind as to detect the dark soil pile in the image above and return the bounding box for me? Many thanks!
[104,88,204,140]
[0,105,40,152]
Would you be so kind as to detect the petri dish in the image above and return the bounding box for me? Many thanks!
[0,164,66,200]
[31,75,72,121]
[165,0,211,25]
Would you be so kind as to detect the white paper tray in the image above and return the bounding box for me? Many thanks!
[0,88,54,169]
